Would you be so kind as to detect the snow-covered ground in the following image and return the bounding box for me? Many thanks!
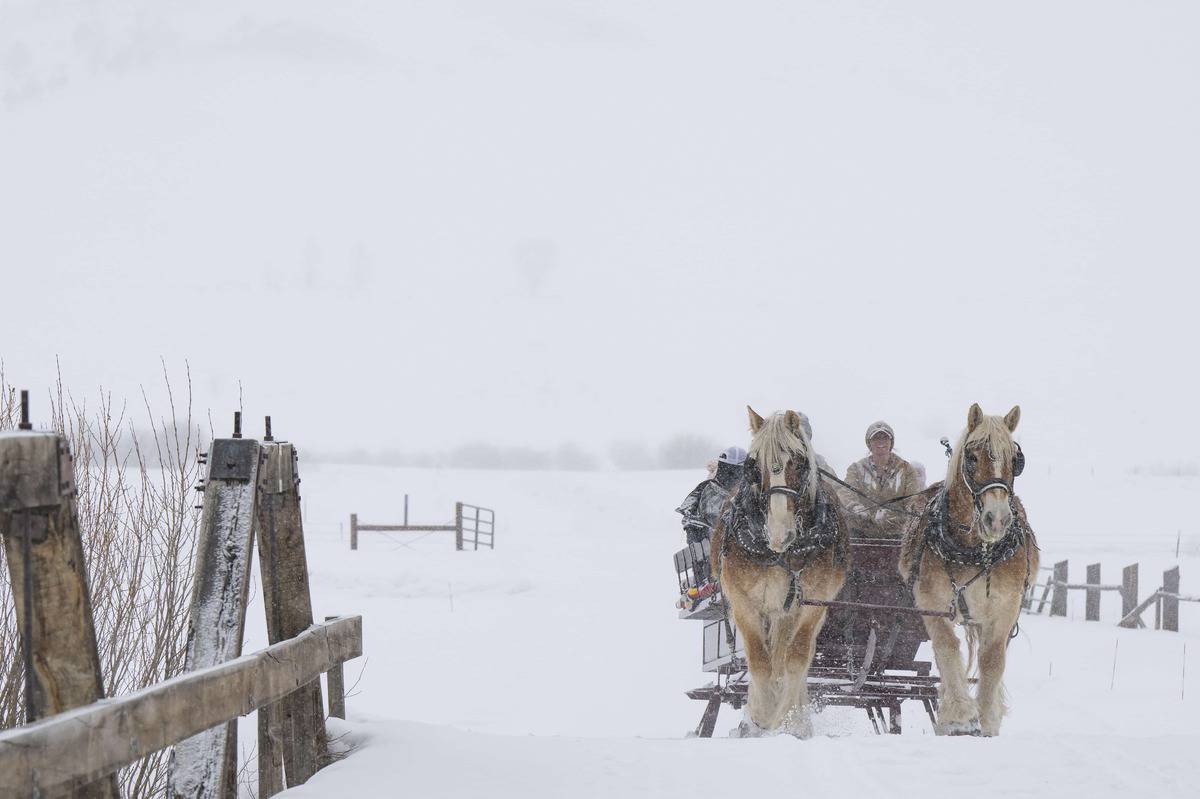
[227,461,1199,797]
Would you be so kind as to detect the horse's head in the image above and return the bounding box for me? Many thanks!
[948,403,1023,543]
[745,406,819,553]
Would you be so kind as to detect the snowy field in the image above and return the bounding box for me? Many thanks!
[227,460,1199,798]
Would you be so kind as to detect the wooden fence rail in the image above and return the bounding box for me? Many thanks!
[0,616,361,797]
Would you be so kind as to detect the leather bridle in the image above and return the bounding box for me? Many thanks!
[957,441,1024,517]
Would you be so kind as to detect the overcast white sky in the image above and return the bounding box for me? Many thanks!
[2,1,1197,471]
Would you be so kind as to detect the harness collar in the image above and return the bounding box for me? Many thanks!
[923,487,1026,569]
[725,474,844,609]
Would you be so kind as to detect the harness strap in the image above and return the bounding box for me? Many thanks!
[783,569,801,611]
[942,561,987,623]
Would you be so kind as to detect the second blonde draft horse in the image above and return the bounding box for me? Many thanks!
[711,408,849,737]
[900,404,1039,737]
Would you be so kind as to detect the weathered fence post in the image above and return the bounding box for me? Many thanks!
[455,501,464,551]
[350,512,358,550]
[256,436,327,790]
[168,423,262,799]
[1085,563,1101,622]
[258,705,284,798]
[325,615,347,719]
[1121,563,1139,624]
[1051,560,1069,617]
[0,423,120,799]
[1163,566,1180,633]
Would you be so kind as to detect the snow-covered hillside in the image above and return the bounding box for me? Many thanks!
[229,461,1199,797]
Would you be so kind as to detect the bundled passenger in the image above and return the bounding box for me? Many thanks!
[841,421,925,537]
[675,445,746,545]
[674,445,745,597]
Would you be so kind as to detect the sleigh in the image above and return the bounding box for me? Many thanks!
[676,536,941,736]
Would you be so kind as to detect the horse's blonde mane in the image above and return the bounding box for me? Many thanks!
[748,413,819,502]
[946,415,1015,483]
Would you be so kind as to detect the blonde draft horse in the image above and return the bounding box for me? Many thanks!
[711,408,848,737]
[899,404,1039,737]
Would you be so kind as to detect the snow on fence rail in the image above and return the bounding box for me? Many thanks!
[350,500,495,550]
[1023,559,1196,631]
[0,407,362,798]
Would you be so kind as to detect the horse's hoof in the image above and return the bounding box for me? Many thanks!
[730,719,769,738]
[941,719,982,737]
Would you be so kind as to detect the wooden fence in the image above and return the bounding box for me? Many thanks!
[0,616,360,797]
[1023,559,1197,631]
[350,500,495,551]
[0,407,362,798]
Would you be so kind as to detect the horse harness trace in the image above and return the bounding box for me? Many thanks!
[722,458,844,612]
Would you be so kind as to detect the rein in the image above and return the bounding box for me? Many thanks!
[816,468,928,519]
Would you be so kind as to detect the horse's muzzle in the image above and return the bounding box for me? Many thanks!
[981,508,1014,543]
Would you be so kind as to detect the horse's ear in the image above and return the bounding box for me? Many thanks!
[783,410,802,436]
[1004,405,1021,432]
[967,403,984,432]
[747,405,765,433]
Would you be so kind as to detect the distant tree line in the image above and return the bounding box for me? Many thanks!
[314,432,723,471]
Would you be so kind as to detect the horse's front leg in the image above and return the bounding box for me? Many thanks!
[778,606,826,738]
[731,606,776,735]
[915,570,979,735]
[924,614,979,734]
[976,596,1020,736]
[761,611,802,731]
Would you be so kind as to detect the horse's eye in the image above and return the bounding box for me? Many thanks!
[965,453,977,466]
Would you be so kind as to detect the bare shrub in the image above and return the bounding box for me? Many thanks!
[0,364,205,798]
